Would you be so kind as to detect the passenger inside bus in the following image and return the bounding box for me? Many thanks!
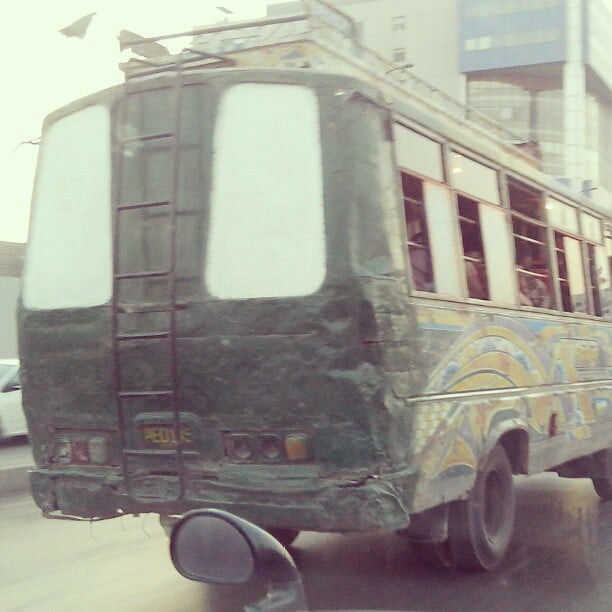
[465,250,487,299]
[462,229,488,300]
[408,231,434,291]
[517,252,551,308]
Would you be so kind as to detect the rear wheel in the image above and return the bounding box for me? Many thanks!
[400,504,452,568]
[447,444,515,571]
[266,528,299,549]
[592,448,612,500]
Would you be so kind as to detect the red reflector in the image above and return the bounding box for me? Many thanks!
[71,439,91,464]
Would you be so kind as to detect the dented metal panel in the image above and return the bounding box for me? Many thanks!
[19,70,418,530]
[18,64,612,535]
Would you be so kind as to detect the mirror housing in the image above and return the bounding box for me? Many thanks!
[170,509,308,611]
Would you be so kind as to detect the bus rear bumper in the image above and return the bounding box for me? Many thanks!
[29,468,412,532]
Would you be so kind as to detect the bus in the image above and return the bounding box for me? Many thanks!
[19,0,611,571]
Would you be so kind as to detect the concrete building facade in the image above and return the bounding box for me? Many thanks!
[269,0,612,210]
[459,0,612,204]
[0,242,24,358]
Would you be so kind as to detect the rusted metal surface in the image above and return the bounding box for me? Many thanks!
[18,65,612,535]
[19,71,420,531]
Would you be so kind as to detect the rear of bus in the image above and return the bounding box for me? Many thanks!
[18,70,420,533]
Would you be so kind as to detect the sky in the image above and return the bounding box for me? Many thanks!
[1,1,279,243]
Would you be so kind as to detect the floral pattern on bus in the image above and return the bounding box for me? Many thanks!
[411,305,612,494]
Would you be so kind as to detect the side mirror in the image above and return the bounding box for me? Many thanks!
[170,509,308,611]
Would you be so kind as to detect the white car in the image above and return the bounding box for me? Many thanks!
[0,359,27,440]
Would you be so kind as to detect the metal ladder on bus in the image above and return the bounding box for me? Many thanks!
[111,60,186,502]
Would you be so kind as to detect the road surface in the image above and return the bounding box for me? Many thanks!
[0,467,610,611]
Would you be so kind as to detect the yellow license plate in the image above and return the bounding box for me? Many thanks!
[141,425,193,446]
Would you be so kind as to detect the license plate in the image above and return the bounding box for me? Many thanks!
[141,425,193,446]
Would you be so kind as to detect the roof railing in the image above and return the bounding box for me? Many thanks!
[120,0,529,151]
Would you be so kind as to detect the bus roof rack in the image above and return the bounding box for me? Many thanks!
[119,0,533,163]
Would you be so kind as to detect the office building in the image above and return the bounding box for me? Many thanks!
[0,242,24,357]
[269,0,612,210]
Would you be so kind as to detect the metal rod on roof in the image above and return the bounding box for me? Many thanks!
[182,48,236,64]
[119,13,309,51]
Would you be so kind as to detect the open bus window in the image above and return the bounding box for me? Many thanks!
[508,180,553,308]
[402,172,435,292]
[450,153,514,304]
[582,216,612,318]
[554,234,572,311]
[603,228,612,317]
[457,195,488,300]
[586,243,603,316]
[555,233,588,314]
[513,217,552,308]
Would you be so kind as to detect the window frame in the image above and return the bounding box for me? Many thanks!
[392,118,612,319]
[204,83,327,300]
[398,168,463,298]
[23,104,113,310]
[506,177,559,312]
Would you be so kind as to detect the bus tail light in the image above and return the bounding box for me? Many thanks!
[223,431,310,463]
[285,434,309,461]
[51,436,108,465]
[260,434,282,460]
[230,434,255,461]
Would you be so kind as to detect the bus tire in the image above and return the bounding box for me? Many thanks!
[447,444,515,571]
[266,528,299,549]
[592,448,612,500]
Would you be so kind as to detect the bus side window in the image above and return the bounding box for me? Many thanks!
[402,172,435,292]
[508,180,553,309]
[554,233,588,314]
[554,233,572,311]
[586,243,603,316]
[457,195,488,300]
[602,229,612,317]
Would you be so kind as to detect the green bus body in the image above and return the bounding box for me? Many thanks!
[19,68,612,538]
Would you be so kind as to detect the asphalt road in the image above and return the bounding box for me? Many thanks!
[0,437,32,468]
[0,438,33,494]
[0,462,610,611]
